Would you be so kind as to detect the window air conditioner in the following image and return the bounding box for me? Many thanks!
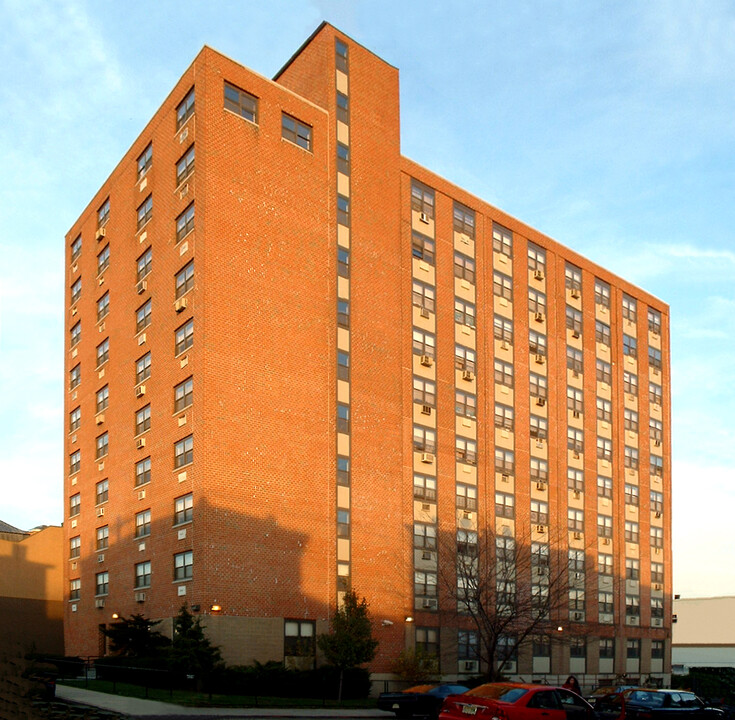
[135,592,146,603]
[573,532,582,540]
[536,525,546,533]
[419,212,430,224]
[421,405,432,415]
[95,227,106,241]
[571,289,580,299]
[136,437,146,449]
[572,330,580,338]
[420,355,433,367]
[420,452,434,464]
[174,297,188,313]
[136,280,147,295]
[500,341,509,350]
[96,507,105,517]
[534,312,544,322]
[135,385,146,398]
[420,307,430,319]
[536,482,546,491]
[95,598,105,608]
[462,369,474,381]
[535,354,545,364]
[573,612,583,620]
[96,414,105,425]
[603,538,611,545]
[534,269,544,280]
[463,660,479,673]
[536,397,546,407]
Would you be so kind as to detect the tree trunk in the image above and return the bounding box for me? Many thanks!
[338,667,344,702]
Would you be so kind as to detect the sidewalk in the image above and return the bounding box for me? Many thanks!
[57,684,394,718]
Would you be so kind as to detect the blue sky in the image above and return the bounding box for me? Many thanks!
[1,0,733,597]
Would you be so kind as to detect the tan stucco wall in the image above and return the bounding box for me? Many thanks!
[673,596,735,645]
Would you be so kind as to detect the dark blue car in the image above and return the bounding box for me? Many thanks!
[378,684,471,718]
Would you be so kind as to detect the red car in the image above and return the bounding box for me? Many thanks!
[439,683,596,720]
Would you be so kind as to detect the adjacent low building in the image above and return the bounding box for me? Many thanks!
[672,597,735,673]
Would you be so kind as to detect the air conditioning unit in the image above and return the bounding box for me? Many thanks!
[536,525,546,533]
[135,592,146,603]
[137,490,146,500]
[654,440,661,447]
[653,583,662,591]
[97,554,104,563]
[463,511,472,520]
[421,503,431,512]
[136,280,147,295]
[653,618,662,627]
[573,612,583,620]
[95,598,105,608]
[573,532,582,540]
[136,437,146,449]
[536,397,546,407]
[96,507,105,517]
[420,452,434,464]
[96,413,105,425]
[602,538,611,545]
[534,269,544,281]
[655,511,662,518]
[572,329,580,338]
[573,490,581,499]
[501,474,509,483]
[420,355,433,367]
[421,404,432,415]
[534,354,545,364]
[422,598,437,609]
[534,312,544,322]
[174,297,188,313]
[535,440,544,448]
[135,385,146,398]
[420,307,430,319]
[573,451,580,459]
[654,547,661,554]
[462,369,474,381]
[419,212,430,224]
[573,410,581,418]
[95,227,106,241]
[571,289,580,299]
[536,482,546,491]
[653,367,660,376]
[421,551,433,561]
[462,660,479,673]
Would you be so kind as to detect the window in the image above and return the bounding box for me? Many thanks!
[623,334,637,358]
[454,299,475,328]
[176,203,195,242]
[496,583,516,614]
[136,353,151,385]
[568,549,585,572]
[651,527,664,548]
[412,281,435,313]
[495,492,515,518]
[625,557,640,580]
[651,639,664,657]
[531,500,549,525]
[568,508,584,532]
[337,509,350,537]
[137,143,152,180]
[600,638,615,658]
[336,38,348,70]
[493,271,513,300]
[529,330,546,357]
[648,308,661,334]
[598,514,613,538]
[649,346,662,370]
[455,344,475,371]
[337,351,349,381]
[456,437,477,464]
[567,346,583,374]
[413,329,436,358]
[495,448,514,474]
[531,541,549,568]
[70,535,81,559]
[527,243,546,271]
[458,630,478,660]
[454,253,475,282]
[336,92,349,124]
[595,279,610,307]
[413,474,436,501]
[497,536,516,564]
[567,427,583,454]
[565,263,582,293]
[625,521,639,543]
[529,373,546,400]
[529,414,546,439]
[337,300,350,328]
[597,476,612,499]
[598,553,613,575]
[71,278,81,305]
[174,377,193,413]
[652,562,664,584]
[282,113,312,150]
[175,493,193,525]
[567,468,583,493]
[599,592,614,616]
[137,247,152,281]
[337,403,350,433]
[135,405,151,435]
[597,397,612,422]
[95,571,109,596]
[494,315,513,344]
[412,232,435,263]
[595,320,610,346]
[649,381,662,405]
[95,479,108,505]
[597,359,612,385]
[456,530,478,561]
[492,223,512,256]
[175,319,193,355]
[284,619,316,659]
[135,457,151,487]
[624,371,638,395]
[453,204,475,238]
[97,198,110,227]
[135,509,151,538]
[337,248,349,277]
[625,595,640,618]
[455,390,475,418]
[135,561,151,589]
[570,638,587,659]
[624,446,639,469]
[414,522,437,550]
[69,407,81,433]
[136,300,152,333]
[528,289,546,315]
[415,627,439,657]
[95,338,109,368]
[567,386,583,415]
[137,195,152,230]
[224,82,257,122]
[413,426,436,453]
[174,550,193,581]
[70,364,81,390]
[96,433,109,460]
[566,306,583,335]
[530,458,548,482]
[495,403,514,430]
[174,435,193,468]
[337,456,350,486]
[414,570,438,599]
[96,292,109,322]
[625,483,639,506]
[177,87,195,129]
[651,455,664,478]
[337,142,350,174]
[569,588,585,612]
[411,181,434,218]
[70,321,81,348]
[597,437,612,461]
[495,359,514,387]
[96,525,108,551]
[456,484,477,511]
[71,235,82,263]
[176,145,195,186]
[69,452,81,477]
[622,294,637,322]
[624,408,639,432]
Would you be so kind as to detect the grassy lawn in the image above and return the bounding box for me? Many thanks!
[60,678,380,708]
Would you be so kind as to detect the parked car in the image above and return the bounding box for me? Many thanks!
[588,687,641,705]
[595,689,726,720]
[379,684,470,718]
[438,683,596,720]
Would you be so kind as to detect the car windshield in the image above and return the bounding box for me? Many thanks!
[404,685,436,694]
[466,685,529,703]
[628,692,664,707]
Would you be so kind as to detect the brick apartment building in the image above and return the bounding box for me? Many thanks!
[64,23,671,682]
